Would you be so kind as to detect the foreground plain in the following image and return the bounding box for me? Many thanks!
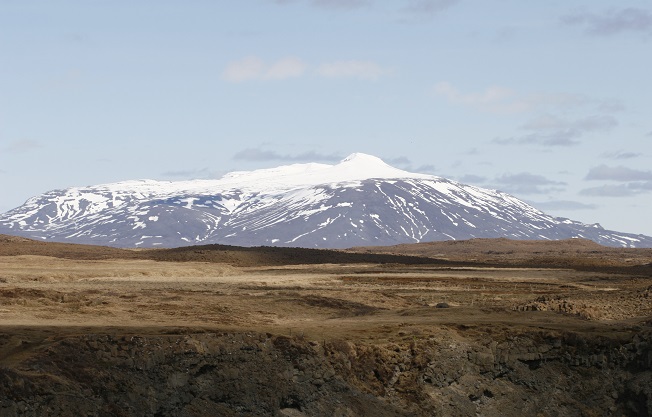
[0,235,651,416]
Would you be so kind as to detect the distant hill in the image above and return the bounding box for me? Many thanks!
[2,234,650,271]
[1,153,651,248]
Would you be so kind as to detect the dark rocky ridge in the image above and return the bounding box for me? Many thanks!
[1,327,650,416]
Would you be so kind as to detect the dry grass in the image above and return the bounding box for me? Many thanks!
[1,236,650,416]
[0,235,650,350]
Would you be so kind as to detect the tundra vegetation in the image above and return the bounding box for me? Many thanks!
[0,235,651,416]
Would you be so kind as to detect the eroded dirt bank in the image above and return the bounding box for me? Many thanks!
[1,326,651,417]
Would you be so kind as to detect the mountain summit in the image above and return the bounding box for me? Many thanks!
[1,153,650,248]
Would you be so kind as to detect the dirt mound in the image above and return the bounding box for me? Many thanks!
[353,237,609,258]
[142,244,440,267]
[0,235,33,243]
[0,235,137,260]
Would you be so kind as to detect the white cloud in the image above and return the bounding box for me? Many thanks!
[317,60,389,80]
[223,57,388,82]
[222,56,307,82]
[265,57,309,80]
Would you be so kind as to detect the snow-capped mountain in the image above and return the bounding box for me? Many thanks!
[1,153,651,248]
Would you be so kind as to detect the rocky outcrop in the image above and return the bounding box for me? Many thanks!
[1,328,651,416]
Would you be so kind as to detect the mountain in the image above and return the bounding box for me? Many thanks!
[1,153,651,248]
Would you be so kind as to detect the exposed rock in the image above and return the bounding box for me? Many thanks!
[1,329,650,417]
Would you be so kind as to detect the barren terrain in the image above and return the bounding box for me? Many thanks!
[0,235,651,416]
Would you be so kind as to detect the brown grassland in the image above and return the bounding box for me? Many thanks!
[0,235,651,416]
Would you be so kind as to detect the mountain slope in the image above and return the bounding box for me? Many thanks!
[1,153,651,248]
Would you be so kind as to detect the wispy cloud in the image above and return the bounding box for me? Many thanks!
[521,114,617,132]
[161,168,213,179]
[457,174,487,184]
[529,200,598,211]
[380,156,437,174]
[491,172,566,195]
[222,56,307,82]
[436,83,621,148]
[380,156,440,174]
[493,133,576,147]
[2,139,43,153]
[400,0,460,21]
[223,57,389,82]
[579,184,643,197]
[433,82,617,116]
[585,165,652,182]
[581,165,652,197]
[384,156,411,166]
[271,0,371,10]
[317,60,390,80]
[634,182,652,191]
[434,82,523,114]
[562,7,652,36]
[233,149,343,162]
[494,114,618,147]
[272,0,460,16]
[414,164,437,174]
[601,150,642,160]
[312,0,371,10]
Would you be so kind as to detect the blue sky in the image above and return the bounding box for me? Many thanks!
[1,0,651,235]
